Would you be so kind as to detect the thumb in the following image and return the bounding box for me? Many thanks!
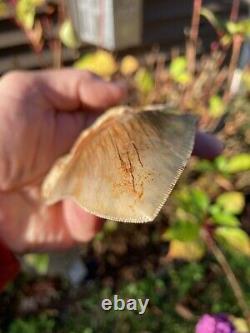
[49,83,127,174]
[38,69,126,165]
[37,69,127,111]
[39,69,127,170]
[0,70,126,191]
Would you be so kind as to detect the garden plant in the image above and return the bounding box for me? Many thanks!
[0,0,250,332]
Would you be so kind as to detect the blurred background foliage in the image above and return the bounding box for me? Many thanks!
[0,0,250,332]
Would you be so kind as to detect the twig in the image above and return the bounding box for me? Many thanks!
[230,0,240,22]
[223,34,243,102]
[51,0,65,68]
[187,0,203,73]
[204,232,250,331]
[52,39,62,69]
[224,0,243,101]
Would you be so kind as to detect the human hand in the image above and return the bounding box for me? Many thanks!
[0,69,126,253]
[0,69,222,254]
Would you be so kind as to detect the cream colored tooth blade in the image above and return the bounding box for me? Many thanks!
[42,107,196,223]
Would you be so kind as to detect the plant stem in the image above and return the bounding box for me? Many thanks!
[52,39,62,69]
[204,232,250,330]
[223,34,243,102]
[188,0,202,73]
[52,0,65,68]
[224,0,242,101]
[230,0,240,22]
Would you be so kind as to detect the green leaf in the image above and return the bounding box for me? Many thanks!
[226,154,250,174]
[59,19,80,49]
[209,95,226,118]
[201,8,226,34]
[194,160,215,172]
[169,56,191,85]
[16,0,35,29]
[176,187,210,219]
[226,19,250,37]
[24,254,49,274]
[104,220,118,233]
[8,314,55,333]
[216,191,245,215]
[169,57,187,74]
[192,189,210,212]
[215,227,250,256]
[134,68,155,94]
[162,220,200,242]
[220,33,233,47]
[167,240,205,261]
[74,50,118,77]
[214,156,228,173]
[241,19,250,36]
[210,204,240,227]
[226,21,242,35]
[16,0,43,29]
[214,154,250,174]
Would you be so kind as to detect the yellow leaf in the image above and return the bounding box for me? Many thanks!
[220,34,232,47]
[216,227,250,256]
[59,19,80,49]
[74,50,118,78]
[167,240,205,261]
[169,56,192,85]
[209,95,226,118]
[227,154,250,173]
[134,68,154,94]
[0,0,8,17]
[120,55,139,76]
[230,316,248,333]
[216,191,245,215]
[32,0,44,5]
[16,0,44,29]
[16,0,35,29]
